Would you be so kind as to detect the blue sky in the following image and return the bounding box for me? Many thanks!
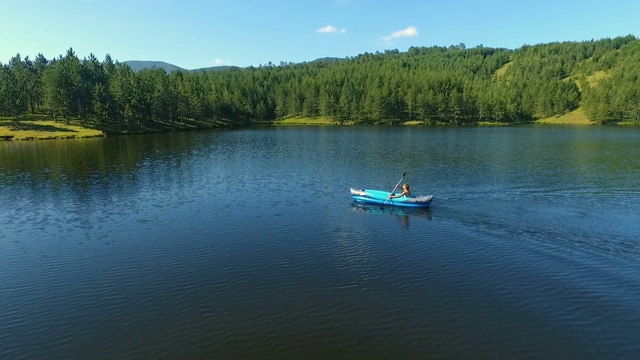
[1,0,638,69]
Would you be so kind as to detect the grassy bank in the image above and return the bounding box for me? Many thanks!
[0,114,234,140]
[535,108,595,125]
[271,114,602,127]
[2,109,633,141]
[0,115,105,140]
[274,116,345,125]
[95,117,230,135]
[274,118,512,126]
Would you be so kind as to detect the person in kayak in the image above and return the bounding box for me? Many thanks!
[388,183,411,199]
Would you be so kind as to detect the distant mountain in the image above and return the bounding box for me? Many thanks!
[189,65,239,73]
[123,58,341,72]
[123,60,239,73]
[123,61,185,72]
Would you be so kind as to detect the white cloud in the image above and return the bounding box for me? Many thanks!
[316,25,346,34]
[381,26,419,44]
[213,58,225,65]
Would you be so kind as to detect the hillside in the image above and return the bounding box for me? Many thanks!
[1,36,639,138]
[486,35,639,124]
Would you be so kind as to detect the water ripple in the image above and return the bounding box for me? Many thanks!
[2,127,640,358]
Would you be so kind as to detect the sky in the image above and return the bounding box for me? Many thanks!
[1,0,639,69]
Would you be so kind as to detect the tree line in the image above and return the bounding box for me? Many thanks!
[1,35,639,130]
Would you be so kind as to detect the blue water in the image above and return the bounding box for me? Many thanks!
[1,125,639,359]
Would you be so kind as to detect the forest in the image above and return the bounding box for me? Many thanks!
[0,34,639,132]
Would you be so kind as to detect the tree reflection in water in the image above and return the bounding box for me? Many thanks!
[350,201,432,228]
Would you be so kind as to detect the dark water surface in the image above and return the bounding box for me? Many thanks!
[1,126,639,359]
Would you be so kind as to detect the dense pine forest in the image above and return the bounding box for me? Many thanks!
[1,35,639,132]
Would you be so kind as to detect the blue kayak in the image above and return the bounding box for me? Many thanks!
[350,187,434,208]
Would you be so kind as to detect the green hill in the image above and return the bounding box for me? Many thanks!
[1,36,639,138]
[496,35,639,124]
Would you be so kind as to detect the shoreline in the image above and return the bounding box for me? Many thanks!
[1,114,636,141]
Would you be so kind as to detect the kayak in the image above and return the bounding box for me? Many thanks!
[350,187,434,208]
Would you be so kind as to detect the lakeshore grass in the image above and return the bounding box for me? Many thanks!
[274,116,344,125]
[0,115,104,140]
[2,109,630,141]
[403,120,427,125]
[477,121,511,126]
[0,114,235,140]
[535,108,595,125]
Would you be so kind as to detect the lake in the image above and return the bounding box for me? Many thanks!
[1,125,639,359]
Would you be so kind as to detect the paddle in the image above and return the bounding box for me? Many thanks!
[382,172,406,207]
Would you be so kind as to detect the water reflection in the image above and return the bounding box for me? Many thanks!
[0,131,207,189]
[2,126,640,359]
[350,202,432,228]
